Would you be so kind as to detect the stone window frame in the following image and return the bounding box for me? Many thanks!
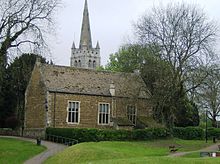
[78,60,81,67]
[66,101,80,125]
[88,60,92,67]
[98,103,110,125]
[93,60,96,68]
[74,60,78,67]
[127,105,137,125]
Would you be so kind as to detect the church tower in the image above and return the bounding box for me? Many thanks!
[70,0,100,69]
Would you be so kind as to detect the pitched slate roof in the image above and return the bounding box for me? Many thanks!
[38,63,149,98]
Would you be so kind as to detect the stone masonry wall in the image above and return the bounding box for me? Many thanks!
[47,92,151,129]
[24,64,46,129]
[71,47,100,69]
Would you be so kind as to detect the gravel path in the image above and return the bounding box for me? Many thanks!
[168,142,220,157]
[0,136,67,164]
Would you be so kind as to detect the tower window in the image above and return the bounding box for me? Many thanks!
[93,61,96,68]
[74,60,77,67]
[78,60,81,67]
[88,60,92,68]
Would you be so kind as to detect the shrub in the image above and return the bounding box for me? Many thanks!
[207,128,220,139]
[5,116,20,130]
[0,119,5,128]
[132,128,170,140]
[46,127,170,143]
[173,127,204,140]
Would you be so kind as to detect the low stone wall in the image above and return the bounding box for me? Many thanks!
[0,128,20,136]
[23,128,46,139]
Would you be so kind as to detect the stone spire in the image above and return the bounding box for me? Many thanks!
[79,0,92,49]
[71,41,76,49]
[70,0,101,69]
[96,41,100,49]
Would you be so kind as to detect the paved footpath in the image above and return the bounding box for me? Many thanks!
[0,136,67,164]
[168,142,220,157]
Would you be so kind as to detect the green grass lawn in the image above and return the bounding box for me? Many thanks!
[45,139,220,164]
[0,137,46,164]
[182,152,201,158]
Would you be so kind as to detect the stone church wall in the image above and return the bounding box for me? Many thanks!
[24,64,46,130]
[47,92,151,129]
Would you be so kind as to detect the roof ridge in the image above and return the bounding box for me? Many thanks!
[41,63,139,76]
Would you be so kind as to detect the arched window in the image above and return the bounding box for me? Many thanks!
[74,60,77,67]
[88,60,92,68]
[93,60,96,68]
[78,60,81,67]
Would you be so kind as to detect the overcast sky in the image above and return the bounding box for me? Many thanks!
[49,0,220,66]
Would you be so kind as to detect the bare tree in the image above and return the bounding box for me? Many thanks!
[135,3,217,94]
[0,0,60,67]
[195,65,220,127]
[0,0,60,103]
[135,3,218,127]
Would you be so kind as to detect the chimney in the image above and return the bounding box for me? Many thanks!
[109,81,115,96]
[36,57,41,66]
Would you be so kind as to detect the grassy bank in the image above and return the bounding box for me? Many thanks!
[45,139,220,164]
[0,137,46,164]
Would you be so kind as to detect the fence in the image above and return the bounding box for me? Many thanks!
[46,134,78,146]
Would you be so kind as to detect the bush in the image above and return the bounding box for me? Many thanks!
[0,119,5,128]
[173,127,204,140]
[207,128,220,139]
[5,116,20,130]
[46,127,170,143]
[132,128,170,140]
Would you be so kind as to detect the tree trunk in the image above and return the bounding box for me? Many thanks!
[212,117,217,128]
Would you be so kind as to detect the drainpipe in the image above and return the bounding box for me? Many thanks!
[110,81,115,118]
[53,92,56,128]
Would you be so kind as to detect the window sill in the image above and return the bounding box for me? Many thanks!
[66,122,80,125]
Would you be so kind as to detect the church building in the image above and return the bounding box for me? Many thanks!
[23,0,152,138]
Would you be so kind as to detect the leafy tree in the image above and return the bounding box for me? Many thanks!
[0,53,46,128]
[0,0,60,120]
[174,98,199,127]
[106,44,199,128]
[195,65,220,127]
[141,49,199,127]
[105,44,157,72]
[0,73,17,127]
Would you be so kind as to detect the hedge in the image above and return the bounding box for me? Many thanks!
[207,128,220,139]
[132,128,170,140]
[46,127,170,143]
[173,127,204,140]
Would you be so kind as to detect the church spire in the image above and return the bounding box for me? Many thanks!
[79,0,92,49]
[70,0,101,69]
